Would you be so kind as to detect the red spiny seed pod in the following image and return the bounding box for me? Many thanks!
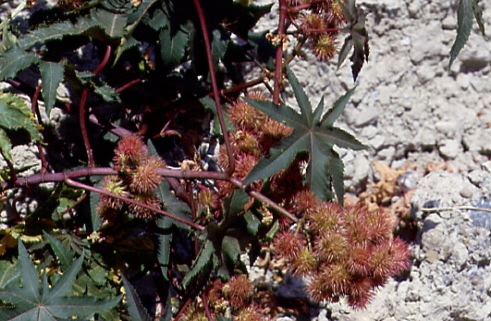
[129,194,161,219]
[129,156,165,194]
[314,232,348,263]
[299,13,326,36]
[364,209,395,243]
[369,238,410,278]
[229,92,267,131]
[98,176,128,211]
[292,248,317,276]
[225,275,253,307]
[329,0,346,23]
[346,244,372,276]
[308,202,343,234]
[346,277,374,309]
[113,135,148,170]
[343,205,372,247]
[290,189,321,215]
[313,34,337,61]
[233,130,261,156]
[273,231,305,260]
[235,306,266,321]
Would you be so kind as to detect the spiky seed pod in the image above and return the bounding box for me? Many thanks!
[315,232,348,263]
[129,194,161,219]
[98,176,128,211]
[182,303,208,321]
[308,202,343,234]
[113,135,148,170]
[261,118,294,139]
[225,275,253,307]
[273,231,305,260]
[291,189,320,216]
[346,245,372,276]
[229,92,267,131]
[292,248,317,276]
[343,205,372,246]
[235,306,266,321]
[312,263,352,297]
[313,34,337,61]
[329,0,346,23]
[299,13,326,36]
[369,238,410,278]
[365,209,394,243]
[129,157,165,194]
[233,130,261,156]
[346,277,374,309]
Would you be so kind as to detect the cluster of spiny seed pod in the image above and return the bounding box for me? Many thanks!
[97,135,165,220]
[288,0,346,61]
[274,193,410,308]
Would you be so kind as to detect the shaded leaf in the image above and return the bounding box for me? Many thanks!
[449,0,474,69]
[0,260,19,288]
[0,128,13,162]
[243,211,260,236]
[0,45,40,81]
[159,26,189,68]
[221,235,240,266]
[92,9,128,39]
[43,231,74,270]
[182,240,216,290]
[39,61,64,117]
[122,275,152,321]
[156,216,172,279]
[338,36,353,69]
[472,0,485,35]
[321,87,356,127]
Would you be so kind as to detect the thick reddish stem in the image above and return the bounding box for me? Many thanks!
[273,0,289,105]
[193,0,235,175]
[65,177,205,230]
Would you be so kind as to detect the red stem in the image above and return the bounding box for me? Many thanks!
[79,45,112,167]
[65,177,205,230]
[115,78,143,93]
[193,0,235,175]
[273,0,289,105]
[31,85,48,173]
[202,293,215,321]
[174,298,193,321]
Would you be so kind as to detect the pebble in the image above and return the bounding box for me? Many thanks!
[438,139,461,159]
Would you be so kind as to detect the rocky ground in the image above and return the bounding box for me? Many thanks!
[268,0,491,320]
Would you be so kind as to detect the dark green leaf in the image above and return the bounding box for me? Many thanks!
[243,211,260,236]
[265,220,279,241]
[321,87,356,127]
[92,9,128,39]
[0,45,40,81]
[287,67,312,126]
[156,216,172,279]
[221,235,240,266]
[212,30,228,66]
[93,82,121,103]
[0,241,120,319]
[39,61,64,117]
[226,189,249,218]
[449,0,474,69]
[159,26,189,68]
[338,36,353,70]
[89,179,102,231]
[0,260,19,288]
[327,149,345,205]
[472,0,485,35]
[182,240,215,290]
[122,275,152,321]
[43,231,75,270]
[244,69,364,200]
[18,19,96,50]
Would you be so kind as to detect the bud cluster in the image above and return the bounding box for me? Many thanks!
[274,193,410,308]
[98,135,165,220]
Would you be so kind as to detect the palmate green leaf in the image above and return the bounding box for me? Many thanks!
[0,241,120,320]
[0,260,19,289]
[122,275,152,321]
[0,128,13,162]
[244,70,365,201]
[39,61,64,117]
[0,45,40,81]
[449,0,474,69]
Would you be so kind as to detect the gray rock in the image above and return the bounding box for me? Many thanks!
[438,139,461,159]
